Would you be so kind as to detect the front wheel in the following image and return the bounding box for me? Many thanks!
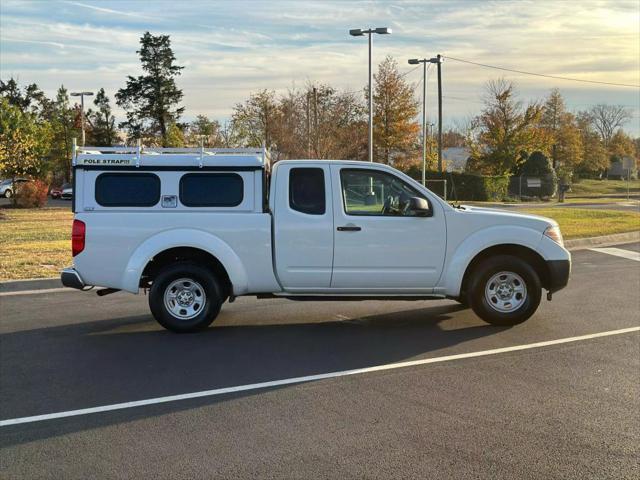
[4,189,12,198]
[149,263,224,333]
[467,255,541,326]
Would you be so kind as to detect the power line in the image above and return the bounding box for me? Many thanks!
[444,56,640,88]
[401,65,420,78]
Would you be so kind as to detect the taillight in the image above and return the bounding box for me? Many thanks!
[72,219,85,257]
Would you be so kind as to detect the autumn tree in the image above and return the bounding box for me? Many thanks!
[0,98,51,204]
[86,88,116,146]
[116,32,184,146]
[608,130,635,161]
[278,84,365,160]
[372,56,420,165]
[231,90,280,150]
[575,112,608,177]
[540,89,583,178]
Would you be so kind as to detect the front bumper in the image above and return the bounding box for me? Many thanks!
[546,259,570,293]
[61,267,86,290]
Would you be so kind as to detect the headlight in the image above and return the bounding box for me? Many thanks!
[544,225,564,247]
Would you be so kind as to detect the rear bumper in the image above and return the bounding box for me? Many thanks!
[546,259,570,293]
[61,267,86,290]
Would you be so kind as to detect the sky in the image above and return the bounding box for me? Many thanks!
[1,0,639,135]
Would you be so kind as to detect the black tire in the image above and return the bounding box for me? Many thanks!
[149,262,223,333]
[467,254,541,326]
[4,189,12,198]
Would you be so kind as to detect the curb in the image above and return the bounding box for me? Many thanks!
[564,231,640,251]
[1,231,638,293]
[0,277,62,293]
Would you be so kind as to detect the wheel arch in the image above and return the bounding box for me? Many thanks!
[459,244,550,300]
[441,225,547,298]
[121,229,248,295]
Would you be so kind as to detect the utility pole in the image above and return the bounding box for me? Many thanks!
[306,91,311,158]
[436,54,444,173]
[71,91,94,146]
[313,87,318,158]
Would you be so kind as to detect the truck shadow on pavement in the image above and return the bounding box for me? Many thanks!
[1,302,507,445]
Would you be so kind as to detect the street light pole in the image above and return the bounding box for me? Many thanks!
[350,27,392,163]
[71,91,94,146]
[409,57,439,185]
[368,32,373,164]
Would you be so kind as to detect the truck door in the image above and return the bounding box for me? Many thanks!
[273,163,334,289]
[330,165,446,292]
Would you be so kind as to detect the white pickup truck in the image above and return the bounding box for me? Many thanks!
[62,146,570,332]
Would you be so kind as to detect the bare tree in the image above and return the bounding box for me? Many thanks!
[587,104,632,147]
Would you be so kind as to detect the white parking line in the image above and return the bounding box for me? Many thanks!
[1,326,638,427]
[0,287,69,297]
[589,247,640,262]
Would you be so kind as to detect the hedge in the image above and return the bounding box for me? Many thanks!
[403,167,510,201]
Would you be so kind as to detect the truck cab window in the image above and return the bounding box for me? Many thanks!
[340,169,428,216]
[289,168,325,215]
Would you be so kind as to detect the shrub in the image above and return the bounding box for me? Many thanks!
[14,179,49,208]
[402,166,510,201]
[515,151,557,198]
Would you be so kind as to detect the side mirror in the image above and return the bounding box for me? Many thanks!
[409,196,431,216]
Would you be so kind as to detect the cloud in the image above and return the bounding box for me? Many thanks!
[1,0,638,133]
[62,1,157,20]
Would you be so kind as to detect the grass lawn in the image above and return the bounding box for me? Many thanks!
[521,208,640,239]
[568,178,640,197]
[1,206,639,280]
[0,207,73,280]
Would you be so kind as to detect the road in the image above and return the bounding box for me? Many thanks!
[1,244,639,479]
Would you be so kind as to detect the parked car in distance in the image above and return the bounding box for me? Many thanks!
[0,178,30,198]
[62,146,571,333]
[61,184,73,200]
[51,183,71,199]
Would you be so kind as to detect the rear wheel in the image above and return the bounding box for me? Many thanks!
[4,189,12,198]
[467,255,541,326]
[149,263,223,333]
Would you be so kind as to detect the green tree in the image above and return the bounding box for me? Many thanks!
[468,79,544,175]
[48,86,80,181]
[0,98,51,204]
[372,56,420,165]
[165,123,185,147]
[520,151,557,197]
[187,115,223,147]
[116,32,184,146]
[0,78,49,116]
[86,88,116,146]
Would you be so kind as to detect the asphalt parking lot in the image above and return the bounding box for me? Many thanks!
[1,244,639,479]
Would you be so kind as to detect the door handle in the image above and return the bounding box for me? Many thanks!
[337,225,361,232]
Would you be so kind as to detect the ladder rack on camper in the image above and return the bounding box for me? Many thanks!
[72,140,271,170]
